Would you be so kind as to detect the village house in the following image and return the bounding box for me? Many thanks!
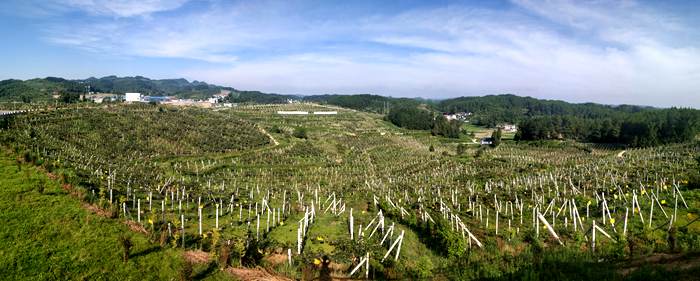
[83,93,120,103]
[497,123,518,132]
[443,112,472,121]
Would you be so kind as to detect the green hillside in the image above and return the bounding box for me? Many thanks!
[0,150,185,280]
[0,76,236,102]
[2,103,700,280]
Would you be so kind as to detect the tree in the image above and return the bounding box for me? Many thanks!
[60,92,81,103]
[21,95,32,103]
[491,128,502,147]
[431,116,461,138]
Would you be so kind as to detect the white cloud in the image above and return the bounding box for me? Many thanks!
[30,0,700,107]
[511,0,686,45]
[180,3,700,107]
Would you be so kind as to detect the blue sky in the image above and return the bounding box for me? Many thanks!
[0,0,699,107]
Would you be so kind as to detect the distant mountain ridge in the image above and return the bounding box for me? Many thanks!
[0,76,236,102]
[0,75,676,117]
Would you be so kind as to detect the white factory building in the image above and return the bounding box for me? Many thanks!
[125,93,142,102]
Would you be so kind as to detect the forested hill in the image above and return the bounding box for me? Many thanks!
[82,76,228,99]
[223,93,426,112]
[302,94,425,113]
[0,78,84,103]
[437,94,653,127]
[0,76,235,102]
[225,90,700,147]
[229,91,661,122]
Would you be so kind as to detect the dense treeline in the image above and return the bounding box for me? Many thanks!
[516,108,700,147]
[387,106,461,138]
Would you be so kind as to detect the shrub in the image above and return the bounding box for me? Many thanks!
[242,237,264,266]
[293,127,308,139]
[412,256,434,279]
[270,125,282,134]
[159,226,170,247]
[219,241,232,269]
[668,227,678,252]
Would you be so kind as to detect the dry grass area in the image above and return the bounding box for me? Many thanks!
[264,253,288,265]
[183,250,210,264]
[124,220,148,235]
[83,203,112,217]
[474,128,494,139]
[226,267,293,281]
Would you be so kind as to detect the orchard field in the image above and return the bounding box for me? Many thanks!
[1,103,700,280]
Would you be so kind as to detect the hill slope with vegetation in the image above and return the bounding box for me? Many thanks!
[82,76,228,99]
[0,149,226,280]
[1,103,700,280]
[437,94,651,126]
[2,75,699,147]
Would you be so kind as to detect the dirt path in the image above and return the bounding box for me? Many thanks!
[259,126,279,146]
